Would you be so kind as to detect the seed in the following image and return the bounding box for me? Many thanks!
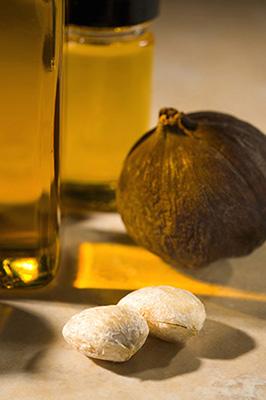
[118,286,206,343]
[62,305,149,362]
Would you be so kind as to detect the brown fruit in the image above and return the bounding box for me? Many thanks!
[117,107,266,268]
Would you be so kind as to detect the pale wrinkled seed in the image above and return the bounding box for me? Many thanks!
[62,305,149,362]
[118,286,206,343]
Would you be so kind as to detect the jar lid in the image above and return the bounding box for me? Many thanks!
[66,0,160,27]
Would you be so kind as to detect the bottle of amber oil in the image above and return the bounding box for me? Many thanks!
[62,0,159,213]
[0,0,63,288]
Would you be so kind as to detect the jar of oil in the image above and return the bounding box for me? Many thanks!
[0,0,63,288]
[61,0,159,213]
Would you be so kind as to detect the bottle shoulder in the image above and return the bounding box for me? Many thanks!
[65,25,154,47]
[64,28,154,57]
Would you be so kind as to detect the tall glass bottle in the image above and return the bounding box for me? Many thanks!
[0,0,63,288]
[61,0,159,213]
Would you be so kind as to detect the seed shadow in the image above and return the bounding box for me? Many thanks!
[0,303,54,374]
[93,319,255,381]
[189,318,256,360]
[93,336,200,380]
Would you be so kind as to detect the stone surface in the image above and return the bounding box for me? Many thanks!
[1,0,266,398]
[1,211,266,400]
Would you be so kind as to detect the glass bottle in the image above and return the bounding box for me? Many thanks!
[0,0,63,288]
[61,0,159,213]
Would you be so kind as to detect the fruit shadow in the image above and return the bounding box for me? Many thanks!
[184,247,266,320]
[1,216,266,320]
[93,318,255,381]
[0,302,55,374]
[64,221,266,320]
[184,258,233,286]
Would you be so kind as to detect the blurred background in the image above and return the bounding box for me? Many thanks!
[152,0,266,132]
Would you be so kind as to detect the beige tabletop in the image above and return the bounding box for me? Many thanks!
[1,0,266,399]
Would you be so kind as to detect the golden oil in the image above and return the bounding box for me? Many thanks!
[0,0,63,288]
[61,18,156,212]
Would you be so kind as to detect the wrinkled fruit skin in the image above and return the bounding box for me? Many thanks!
[117,109,266,268]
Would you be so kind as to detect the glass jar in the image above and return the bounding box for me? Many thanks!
[61,0,159,213]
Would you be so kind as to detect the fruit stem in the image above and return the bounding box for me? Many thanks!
[159,108,181,125]
[159,107,197,136]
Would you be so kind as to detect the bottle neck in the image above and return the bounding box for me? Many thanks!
[66,23,151,45]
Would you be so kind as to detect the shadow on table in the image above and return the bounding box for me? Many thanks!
[0,306,256,379]
[0,216,266,320]
[94,318,255,380]
[0,303,55,374]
